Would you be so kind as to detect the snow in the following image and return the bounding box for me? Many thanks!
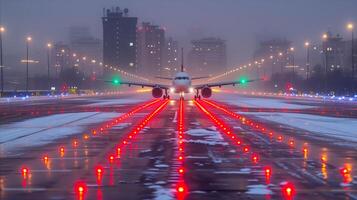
[243,112,357,142]
[215,94,315,109]
[147,185,174,200]
[184,128,228,146]
[215,168,251,175]
[81,97,149,106]
[0,112,121,154]
[246,184,272,195]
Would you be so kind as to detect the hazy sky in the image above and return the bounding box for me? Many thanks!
[1,0,357,72]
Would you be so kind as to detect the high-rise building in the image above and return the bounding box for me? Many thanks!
[253,38,292,75]
[69,26,102,76]
[188,37,226,76]
[137,22,165,77]
[102,7,137,77]
[322,32,345,72]
[163,37,179,76]
[53,42,72,76]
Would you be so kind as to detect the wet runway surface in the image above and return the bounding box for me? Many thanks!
[1,93,357,200]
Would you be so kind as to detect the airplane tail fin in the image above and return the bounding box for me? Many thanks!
[181,48,184,72]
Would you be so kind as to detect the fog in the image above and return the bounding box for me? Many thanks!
[1,0,357,74]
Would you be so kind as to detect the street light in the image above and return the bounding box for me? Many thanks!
[47,43,52,91]
[26,36,32,93]
[0,26,5,96]
[304,41,310,79]
[347,23,354,79]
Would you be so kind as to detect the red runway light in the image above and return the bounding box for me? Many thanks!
[73,140,78,147]
[92,130,97,135]
[251,154,259,163]
[243,146,249,153]
[236,140,241,145]
[264,166,272,177]
[60,146,65,153]
[289,140,294,146]
[178,156,183,160]
[21,167,29,175]
[96,165,104,175]
[340,167,350,176]
[281,182,295,199]
[74,181,87,194]
[178,167,184,174]
[277,136,283,141]
[109,155,115,162]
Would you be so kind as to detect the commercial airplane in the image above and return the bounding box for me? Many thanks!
[112,49,258,99]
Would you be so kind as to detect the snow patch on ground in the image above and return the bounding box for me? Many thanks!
[147,185,174,200]
[185,128,227,146]
[246,184,272,195]
[216,95,314,109]
[81,98,148,107]
[0,112,120,154]
[243,112,357,142]
[215,168,251,175]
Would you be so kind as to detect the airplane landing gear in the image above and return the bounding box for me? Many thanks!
[163,89,170,99]
[194,89,201,100]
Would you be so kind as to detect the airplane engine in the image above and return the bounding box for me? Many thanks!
[152,87,163,98]
[201,87,212,98]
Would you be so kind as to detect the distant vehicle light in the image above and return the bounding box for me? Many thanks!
[170,87,175,93]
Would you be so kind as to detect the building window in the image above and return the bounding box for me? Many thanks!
[129,42,134,46]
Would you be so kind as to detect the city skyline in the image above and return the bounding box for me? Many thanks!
[1,0,357,72]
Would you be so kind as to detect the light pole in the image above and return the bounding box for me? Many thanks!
[26,36,32,93]
[47,43,52,91]
[290,47,295,74]
[278,52,283,73]
[322,33,328,94]
[269,55,274,77]
[347,23,354,79]
[0,26,5,96]
[304,42,310,79]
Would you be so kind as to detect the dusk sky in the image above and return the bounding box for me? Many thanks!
[1,0,357,73]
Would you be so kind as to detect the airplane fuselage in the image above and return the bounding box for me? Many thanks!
[171,72,193,94]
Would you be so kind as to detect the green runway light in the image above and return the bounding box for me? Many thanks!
[238,76,248,86]
[112,75,121,86]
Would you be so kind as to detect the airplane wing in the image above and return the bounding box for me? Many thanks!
[155,76,172,80]
[105,80,170,90]
[191,76,209,80]
[193,79,260,90]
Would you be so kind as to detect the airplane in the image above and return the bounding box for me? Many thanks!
[109,49,258,99]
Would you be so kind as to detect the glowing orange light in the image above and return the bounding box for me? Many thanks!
[83,134,89,140]
[340,167,350,176]
[60,147,65,153]
[178,156,183,160]
[321,155,327,163]
[92,130,97,135]
[43,155,49,162]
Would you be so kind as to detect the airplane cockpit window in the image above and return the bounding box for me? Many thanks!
[175,77,189,80]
